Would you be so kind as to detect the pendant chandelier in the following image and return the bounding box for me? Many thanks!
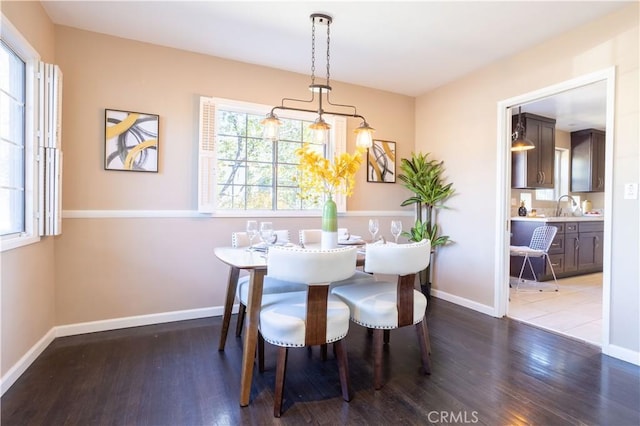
[261,13,374,148]
[511,106,535,151]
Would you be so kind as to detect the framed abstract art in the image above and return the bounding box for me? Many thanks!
[104,109,159,172]
[367,139,396,183]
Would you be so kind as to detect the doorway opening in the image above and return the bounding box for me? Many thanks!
[494,68,615,352]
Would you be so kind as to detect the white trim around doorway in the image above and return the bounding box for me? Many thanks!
[494,67,616,356]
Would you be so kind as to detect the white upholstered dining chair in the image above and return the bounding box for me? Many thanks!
[259,245,358,417]
[298,228,322,248]
[332,239,432,390]
[219,231,306,347]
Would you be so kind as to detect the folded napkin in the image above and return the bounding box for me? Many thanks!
[339,235,364,245]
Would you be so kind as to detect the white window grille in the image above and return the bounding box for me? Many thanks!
[1,15,62,252]
[198,96,346,215]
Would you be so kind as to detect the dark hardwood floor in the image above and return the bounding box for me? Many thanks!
[2,298,639,425]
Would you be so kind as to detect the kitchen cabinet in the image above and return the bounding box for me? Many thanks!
[512,113,556,189]
[510,219,603,281]
[565,221,604,272]
[571,128,606,192]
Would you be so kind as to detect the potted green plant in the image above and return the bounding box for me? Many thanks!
[398,152,455,297]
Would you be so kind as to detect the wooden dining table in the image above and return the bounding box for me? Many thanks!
[214,247,267,407]
[214,245,365,407]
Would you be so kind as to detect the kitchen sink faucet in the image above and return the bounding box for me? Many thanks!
[555,194,579,217]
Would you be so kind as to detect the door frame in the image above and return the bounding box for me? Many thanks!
[494,67,616,351]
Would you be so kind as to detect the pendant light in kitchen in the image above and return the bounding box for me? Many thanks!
[511,107,535,151]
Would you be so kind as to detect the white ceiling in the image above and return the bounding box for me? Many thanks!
[40,0,625,130]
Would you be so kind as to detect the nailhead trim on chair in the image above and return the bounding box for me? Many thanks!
[262,333,348,348]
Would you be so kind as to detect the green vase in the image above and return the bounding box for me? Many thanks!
[321,197,338,249]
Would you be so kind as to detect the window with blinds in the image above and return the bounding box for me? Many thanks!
[198,97,347,214]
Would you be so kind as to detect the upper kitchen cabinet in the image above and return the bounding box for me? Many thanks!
[512,113,556,189]
[571,128,606,192]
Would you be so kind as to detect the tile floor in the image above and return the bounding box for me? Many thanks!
[508,272,603,346]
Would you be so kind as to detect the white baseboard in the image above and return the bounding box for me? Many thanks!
[54,305,233,337]
[3,298,638,399]
[1,328,56,396]
[430,290,640,368]
[603,343,640,366]
[1,304,239,396]
[431,289,496,317]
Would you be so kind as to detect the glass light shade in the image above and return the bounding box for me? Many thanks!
[511,138,536,151]
[511,127,535,151]
[354,121,374,148]
[261,113,282,142]
[309,117,331,144]
[511,107,534,151]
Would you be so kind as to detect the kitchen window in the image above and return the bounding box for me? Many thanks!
[197,97,347,215]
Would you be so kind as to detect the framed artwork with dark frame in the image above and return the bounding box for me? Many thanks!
[104,109,159,172]
[367,139,396,183]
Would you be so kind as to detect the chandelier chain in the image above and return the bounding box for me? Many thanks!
[261,13,374,148]
[311,17,316,86]
[326,18,331,86]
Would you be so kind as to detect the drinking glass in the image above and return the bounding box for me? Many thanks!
[246,220,258,249]
[368,219,379,242]
[259,221,274,245]
[391,220,402,243]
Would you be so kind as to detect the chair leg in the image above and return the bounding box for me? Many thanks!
[235,303,246,337]
[321,343,328,361]
[274,346,288,418]
[516,255,527,291]
[383,329,391,345]
[415,320,432,375]
[526,256,538,281]
[546,254,560,291]
[334,340,352,402]
[258,333,265,373]
[373,328,384,390]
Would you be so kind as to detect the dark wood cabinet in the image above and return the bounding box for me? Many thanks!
[577,221,604,271]
[571,129,606,192]
[510,220,603,281]
[512,113,556,189]
[564,229,579,273]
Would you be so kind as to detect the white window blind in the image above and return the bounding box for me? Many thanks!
[198,97,216,213]
[38,62,63,236]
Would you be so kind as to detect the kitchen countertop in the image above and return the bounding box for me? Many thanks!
[511,215,604,222]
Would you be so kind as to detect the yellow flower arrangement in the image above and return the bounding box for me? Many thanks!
[295,144,366,202]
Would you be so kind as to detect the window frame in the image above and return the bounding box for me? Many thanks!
[1,15,40,251]
[200,96,347,217]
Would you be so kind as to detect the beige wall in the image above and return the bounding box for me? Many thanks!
[1,1,57,377]
[3,1,638,381]
[52,25,415,326]
[415,4,639,351]
[55,26,414,212]
[2,1,416,379]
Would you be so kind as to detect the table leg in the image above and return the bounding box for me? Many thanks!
[218,266,240,351]
[239,268,266,407]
